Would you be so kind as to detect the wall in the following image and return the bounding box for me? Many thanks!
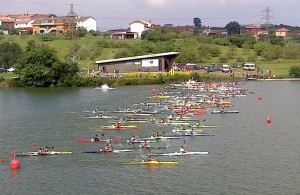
[130,22,144,38]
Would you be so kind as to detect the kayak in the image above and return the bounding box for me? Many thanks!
[16,151,72,157]
[179,133,215,136]
[141,136,180,140]
[127,140,157,144]
[122,161,179,165]
[100,125,139,130]
[189,125,219,128]
[154,151,208,156]
[85,115,117,119]
[76,138,120,143]
[211,110,239,114]
[83,149,133,154]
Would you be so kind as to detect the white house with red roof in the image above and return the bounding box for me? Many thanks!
[130,20,153,38]
[275,28,290,37]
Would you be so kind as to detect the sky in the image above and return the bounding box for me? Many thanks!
[1,0,300,31]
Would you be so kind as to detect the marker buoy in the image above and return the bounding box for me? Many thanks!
[258,95,262,100]
[267,116,272,124]
[1,159,5,163]
[10,159,20,169]
[151,88,157,94]
[32,143,36,147]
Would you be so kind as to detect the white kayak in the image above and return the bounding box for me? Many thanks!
[154,151,208,156]
[85,115,116,119]
[141,136,180,140]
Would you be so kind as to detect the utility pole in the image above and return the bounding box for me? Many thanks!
[260,6,275,44]
[261,6,275,27]
[67,4,80,64]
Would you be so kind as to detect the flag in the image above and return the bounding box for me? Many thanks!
[9,151,15,157]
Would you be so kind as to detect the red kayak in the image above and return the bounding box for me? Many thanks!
[76,138,120,143]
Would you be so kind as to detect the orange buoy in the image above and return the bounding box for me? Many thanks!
[10,159,20,169]
[267,116,272,124]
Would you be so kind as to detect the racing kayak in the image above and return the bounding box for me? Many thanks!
[100,125,139,130]
[189,125,219,128]
[83,149,133,154]
[211,110,239,114]
[179,133,215,136]
[127,140,157,144]
[154,151,208,156]
[16,151,72,157]
[76,138,120,143]
[141,136,180,140]
[122,161,179,165]
[85,115,117,119]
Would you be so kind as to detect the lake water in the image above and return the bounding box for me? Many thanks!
[0,81,299,195]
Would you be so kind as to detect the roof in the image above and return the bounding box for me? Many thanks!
[77,16,95,22]
[276,28,290,32]
[244,24,261,29]
[130,20,152,27]
[96,52,180,64]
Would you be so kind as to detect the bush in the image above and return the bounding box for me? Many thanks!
[289,66,300,78]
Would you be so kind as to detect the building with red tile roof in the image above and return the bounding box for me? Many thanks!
[275,28,290,37]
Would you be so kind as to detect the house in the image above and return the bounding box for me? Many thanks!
[0,17,15,28]
[32,16,74,35]
[129,20,153,38]
[257,30,269,36]
[244,24,262,37]
[275,28,289,37]
[110,31,138,39]
[76,16,97,31]
[175,25,195,33]
[203,28,227,36]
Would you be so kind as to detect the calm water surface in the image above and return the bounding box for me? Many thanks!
[0,81,299,195]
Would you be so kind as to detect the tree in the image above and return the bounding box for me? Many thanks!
[193,18,202,29]
[0,42,23,68]
[225,21,240,36]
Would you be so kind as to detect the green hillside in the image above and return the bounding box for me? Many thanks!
[1,29,300,77]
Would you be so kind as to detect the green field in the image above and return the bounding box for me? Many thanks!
[1,33,300,78]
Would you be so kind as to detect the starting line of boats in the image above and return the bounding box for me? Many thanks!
[16,80,248,165]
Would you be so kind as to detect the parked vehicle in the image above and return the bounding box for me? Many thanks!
[232,64,241,69]
[207,65,215,72]
[7,67,15,72]
[242,63,256,71]
[221,64,230,73]
[0,68,7,73]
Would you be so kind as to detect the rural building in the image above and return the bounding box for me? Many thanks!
[275,28,290,37]
[0,17,15,28]
[32,16,74,35]
[244,24,262,37]
[96,52,179,74]
[76,16,97,31]
[130,20,153,38]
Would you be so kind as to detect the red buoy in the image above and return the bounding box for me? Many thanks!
[258,95,262,100]
[1,159,5,163]
[32,143,36,147]
[267,116,272,124]
[10,159,20,169]
[151,88,157,94]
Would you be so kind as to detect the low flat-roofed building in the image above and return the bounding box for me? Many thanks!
[96,52,179,74]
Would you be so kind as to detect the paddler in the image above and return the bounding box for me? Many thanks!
[141,140,151,149]
[180,146,187,153]
[104,144,113,152]
[130,136,138,143]
[146,154,157,162]
[115,121,121,128]
[92,134,100,142]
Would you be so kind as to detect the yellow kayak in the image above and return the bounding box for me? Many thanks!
[122,161,179,165]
